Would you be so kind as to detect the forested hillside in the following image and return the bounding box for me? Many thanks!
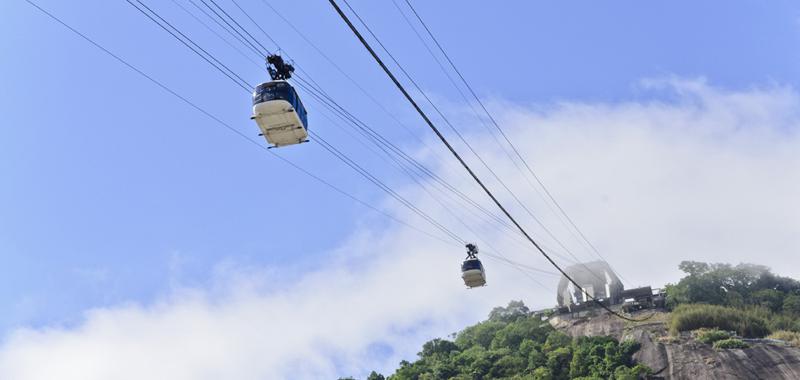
[665,261,800,340]
[340,262,800,380]
[348,301,650,380]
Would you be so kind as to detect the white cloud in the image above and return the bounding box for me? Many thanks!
[1,78,798,379]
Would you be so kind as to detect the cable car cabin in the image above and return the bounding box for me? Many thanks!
[461,258,486,288]
[251,80,308,148]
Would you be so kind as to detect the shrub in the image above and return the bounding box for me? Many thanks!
[783,294,800,316]
[669,304,769,338]
[613,364,652,380]
[768,330,800,347]
[750,289,784,312]
[712,338,749,350]
[531,367,553,380]
[546,346,572,377]
[767,313,798,332]
[694,328,732,344]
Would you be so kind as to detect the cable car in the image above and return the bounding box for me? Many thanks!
[251,54,308,148]
[462,243,486,288]
[251,80,308,147]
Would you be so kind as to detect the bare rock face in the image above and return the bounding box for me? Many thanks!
[549,310,800,379]
[658,342,800,379]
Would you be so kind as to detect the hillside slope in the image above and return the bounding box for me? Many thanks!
[352,262,800,380]
[553,310,800,379]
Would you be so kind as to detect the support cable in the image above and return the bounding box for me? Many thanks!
[26,0,559,292]
[257,0,457,166]
[126,0,252,91]
[172,0,523,245]
[401,0,628,285]
[295,79,579,266]
[337,0,601,281]
[122,0,565,284]
[169,0,264,69]
[310,131,465,245]
[124,0,506,253]
[199,0,268,57]
[187,0,263,57]
[328,0,650,321]
[27,0,562,292]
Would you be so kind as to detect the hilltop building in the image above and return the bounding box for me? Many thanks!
[556,261,624,307]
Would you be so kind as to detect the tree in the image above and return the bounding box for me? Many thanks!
[667,261,800,309]
[568,336,618,379]
[491,317,551,350]
[491,354,526,378]
[382,302,647,379]
[724,290,745,308]
[527,346,547,370]
[431,360,457,379]
[367,371,385,380]
[543,332,572,353]
[546,347,572,380]
[419,338,458,358]
[489,300,530,323]
[613,364,651,380]
[531,367,554,380]
[751,289,784,312]
[678,261,710,276]
[783,294,800,316]
[455,320,506,349]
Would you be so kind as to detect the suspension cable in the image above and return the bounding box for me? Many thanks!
[336,0,604,283]
[25,0,562,293]
[401,0,628,285]
[121,0,565,284]
[310,131,465,244]
[218,0,580,271]
[125,0,251,91]
[188,0,261,57]
[168,0,525,246]
[168,0,263,69]
[257,0,460,168]
[188,0,577,286]
[305,95,562,284]
[294,79,580,265]
[327,0,650,322]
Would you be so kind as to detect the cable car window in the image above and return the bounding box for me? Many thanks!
[253,84,292,105]
[462,260,482,271]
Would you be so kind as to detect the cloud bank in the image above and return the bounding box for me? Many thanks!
[1,78,798,379]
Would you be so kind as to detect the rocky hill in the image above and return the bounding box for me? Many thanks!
[348,261,800,379]
[552,309,800,379]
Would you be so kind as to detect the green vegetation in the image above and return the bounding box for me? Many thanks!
[768,331,800,347]
[351,262,800,379]
[694,328,732,344]
[373,301,649,380]
[666,261,800,337]
[712,338,749,350]
[669,304,769,338]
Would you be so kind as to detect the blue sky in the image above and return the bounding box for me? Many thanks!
[1,1,800,378]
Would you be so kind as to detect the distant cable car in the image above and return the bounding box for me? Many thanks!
[462,243,486,288]
[251,55,308,148]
